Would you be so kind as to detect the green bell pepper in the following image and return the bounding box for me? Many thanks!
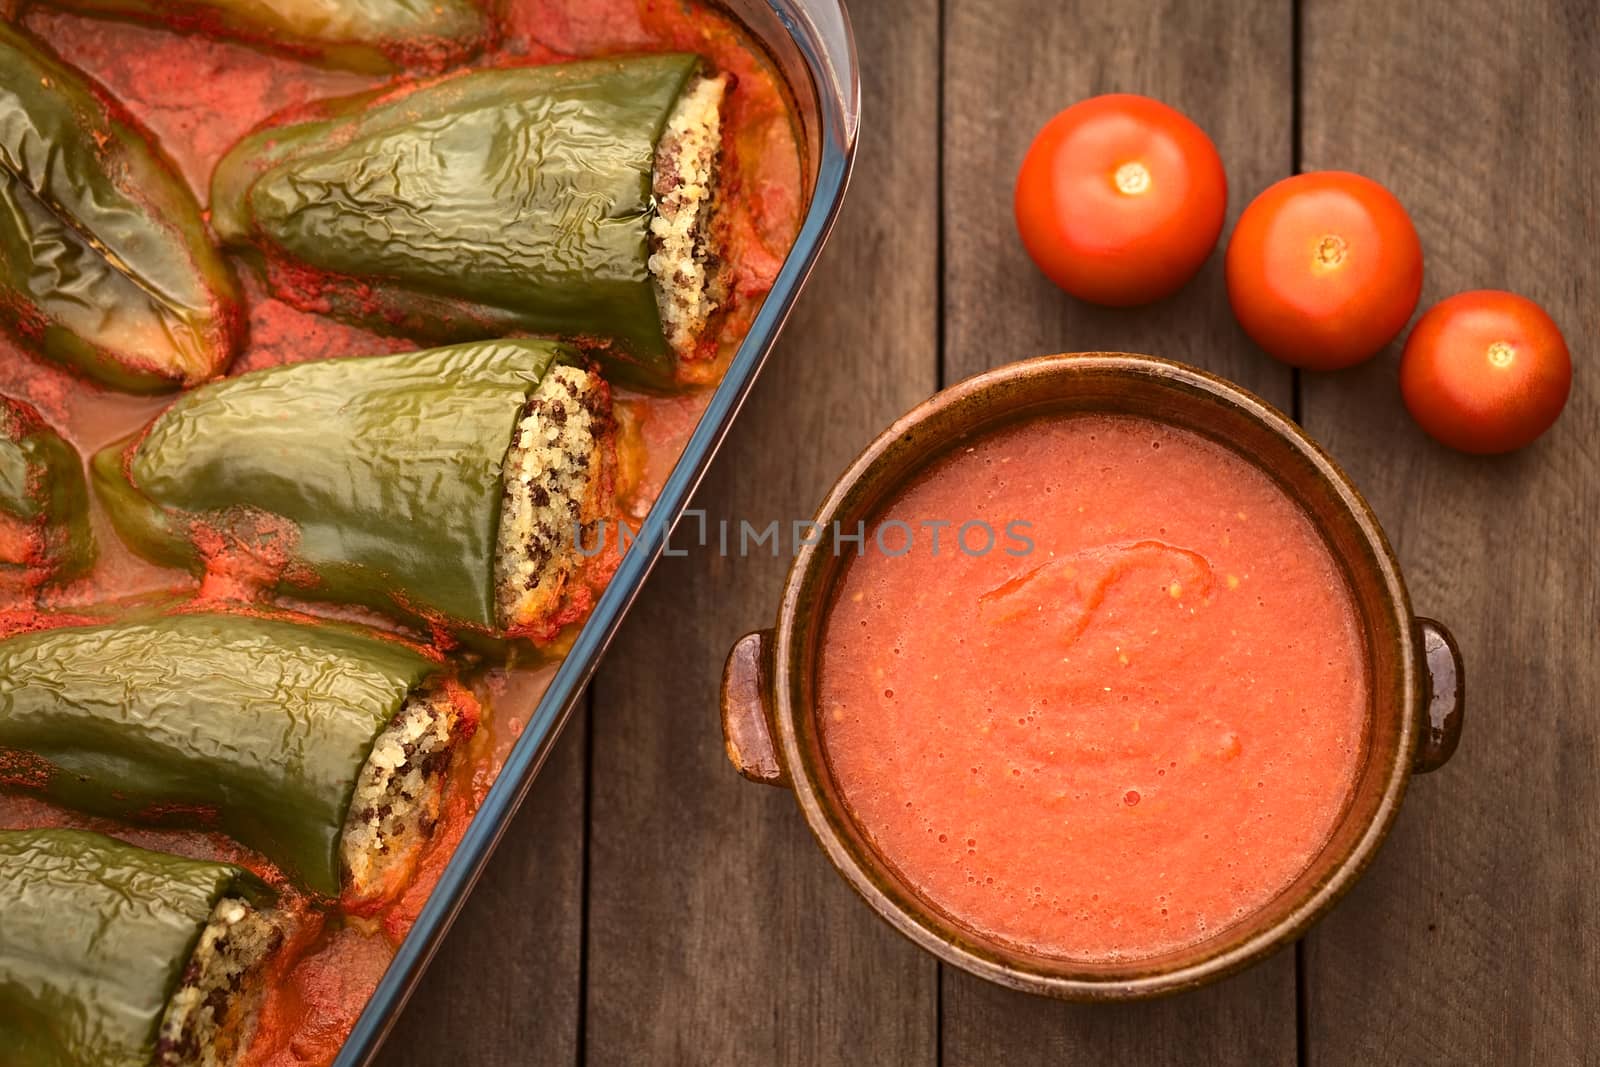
[0,613,442,896]
[0,24,241,394]
[0,828,272,1067]
[211,54,706,389]
[1,396,93,579]
[93,339,585,635]
[36,0,493,74]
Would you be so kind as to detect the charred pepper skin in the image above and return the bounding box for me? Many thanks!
[94,339,577,634]
[35,0,493,74]
[0,613,440,896]
[1,395,93,578]
[0,24,241,394]
[212,55,703,389]
[0,827,272,1067]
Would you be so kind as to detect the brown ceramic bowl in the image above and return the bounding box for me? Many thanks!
[721,352,1464,1000]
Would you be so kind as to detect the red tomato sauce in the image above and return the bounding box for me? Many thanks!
[819,415,1369,961]
[0,2,803,1061]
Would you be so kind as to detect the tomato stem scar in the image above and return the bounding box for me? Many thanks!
[1115,161,1151,195]
[1314,234,1348,267]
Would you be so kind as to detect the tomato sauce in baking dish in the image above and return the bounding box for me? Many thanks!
[818,414,1369,961]
[0,1,804,1062]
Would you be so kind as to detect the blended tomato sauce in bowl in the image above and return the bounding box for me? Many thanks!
[818,414,1368,962]
[724,353,1464,998]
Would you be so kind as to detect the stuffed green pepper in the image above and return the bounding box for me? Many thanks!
[0,24,241,393]
[33,0,493,74]
[1,395,93,580]
[0,828,286,1067]
[0,613,479,902]
[211,54,729,389]
[93,340,616,642]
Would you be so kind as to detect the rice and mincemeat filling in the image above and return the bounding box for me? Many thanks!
[341,686,464,899]
[155,896,285,1067]
[649,73,730,357]
[493,364,612,631]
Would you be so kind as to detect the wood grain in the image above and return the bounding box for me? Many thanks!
[378,706,588,1067]
[580,0,944,1063]
[942,0,1294,396]
[1298,1,1600,1063]
[938,0,1299,1062]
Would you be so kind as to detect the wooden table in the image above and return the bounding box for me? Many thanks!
[381,0,1596,1062]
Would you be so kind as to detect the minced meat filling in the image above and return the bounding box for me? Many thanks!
[340,687,461,898]
[155,897,283,1067]
[493,365,610,631]
[648,73,729,357]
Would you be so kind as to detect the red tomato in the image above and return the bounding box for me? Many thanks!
[1014,94,1227,307]
[1400,290,1572,454]
[1225,172,1423,370]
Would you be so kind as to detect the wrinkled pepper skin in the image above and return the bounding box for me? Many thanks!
[0,828,270,1067]
[0,24,241,394]
[212,55,702,388]
[37,0,493,74]
[95,339,573,633]
[0,395,93,578]
[0,614,440,896]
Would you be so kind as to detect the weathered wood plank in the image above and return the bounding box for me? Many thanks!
[939,0,1299,1062]
[944,974,1301,1067]
[942,0,1295,395]
[581,0,944,1063]
[379,705,588,1067]
[1299,1,1599,1063]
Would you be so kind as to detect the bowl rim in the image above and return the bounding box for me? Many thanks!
[768,352,1421,999]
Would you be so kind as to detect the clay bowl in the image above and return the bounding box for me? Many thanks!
[720,352,1464,1000]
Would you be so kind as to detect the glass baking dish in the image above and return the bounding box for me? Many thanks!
[333,2,860,1062]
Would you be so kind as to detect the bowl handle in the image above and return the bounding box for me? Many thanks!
[1413,617,1464,773]
[721,629,789,786]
